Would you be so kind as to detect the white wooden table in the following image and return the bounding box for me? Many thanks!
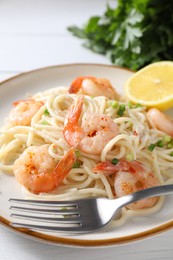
[0,1,173,259]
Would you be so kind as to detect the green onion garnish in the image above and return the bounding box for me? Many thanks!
[127,102,133,109]
[134,103,142,108]
[111,158,119,165]
[43,108,50,116]
[117,104,125,116]
[156,140,164,147]
[72,161,81,168]
[75,150,81,157]
[41,120,49,125]
[111,101,119,109]
[126,153,134,162]
[148,143,156,151]
[163,135,172,143]
[167,143,173,149]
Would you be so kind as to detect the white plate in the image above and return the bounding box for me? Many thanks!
[1,63,173,247]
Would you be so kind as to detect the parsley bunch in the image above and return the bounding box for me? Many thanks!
[68,0,173,70]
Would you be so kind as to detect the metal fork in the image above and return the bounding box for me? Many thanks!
[9,184,173,234]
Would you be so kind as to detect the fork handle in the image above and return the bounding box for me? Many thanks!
[116,184,173,209]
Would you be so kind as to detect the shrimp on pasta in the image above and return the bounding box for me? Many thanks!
[63,96,119,154]
[147,108,173,137]
[13,145,76,194]
[93,160,161,210]
[69,76,119,100]
[9,99,43,126]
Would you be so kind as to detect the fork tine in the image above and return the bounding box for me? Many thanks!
[11,213,81,224]
[9,198,77,207]
[10,222,83,233]
[10,206,79,215]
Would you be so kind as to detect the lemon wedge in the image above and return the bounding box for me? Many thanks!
[125,61,173,110]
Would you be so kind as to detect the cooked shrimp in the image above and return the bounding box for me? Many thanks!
[147,108,173,136]
[9,99,43,126]
[63,96,119,154]
[13,145,76,194]
[68,76,119,100]
[93,160,160,210]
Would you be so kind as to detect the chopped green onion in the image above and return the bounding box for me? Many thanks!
[127,102,133,109]
[148,143,156,151]
[126,153,134,162]
[167,143,173,149]
[134,103,142,108]
[72,161,81,168]
[163,135,172,143]
[111,101,119,109]
[43,108,50,116]
[156,140,164,147]
[107,100,112,106]
[111,158,119,165]
[170,151,173,156]
[75,150,81,157]
[41,120,49,125]
[117,104,125,116]
[127,102,142,109]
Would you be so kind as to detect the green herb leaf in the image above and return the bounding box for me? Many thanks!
[68,1,173,70]
[67,26,86,38]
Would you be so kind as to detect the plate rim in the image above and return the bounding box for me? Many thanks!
[1,215,173,248]
[1,62,173,247]
[0,62,133,87]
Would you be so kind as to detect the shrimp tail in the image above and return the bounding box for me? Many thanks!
[63,96,84,147]
[68,76,95,93]
[93,161,131,176]
[53,148,76,185]
[12,99,44,106]
[93,162,117,175]
[67,96,84,124]
[12,99,32,106]
[147,108,173,137]
[93,160,145,176]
